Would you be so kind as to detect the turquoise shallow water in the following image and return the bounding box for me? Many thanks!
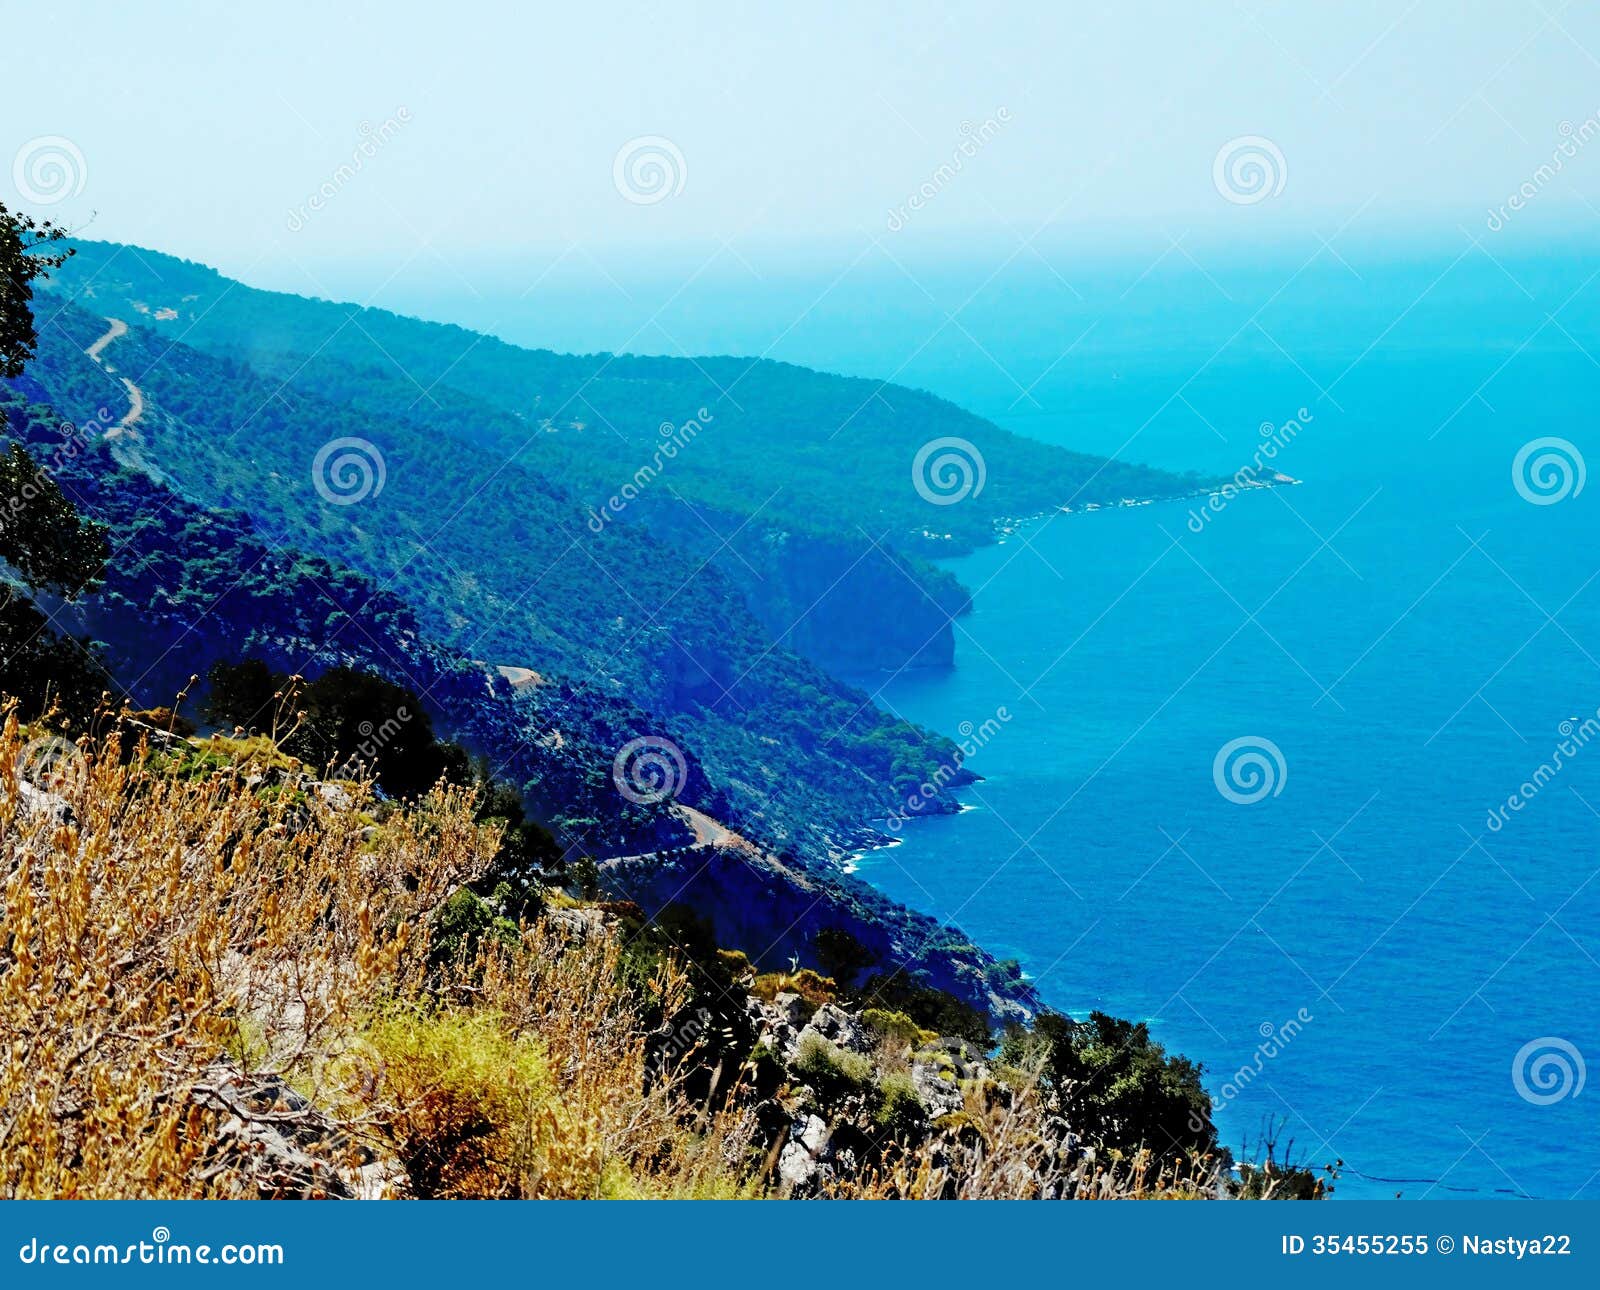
[392,238,1600,1198]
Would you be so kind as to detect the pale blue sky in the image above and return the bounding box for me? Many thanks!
[9,1,1600,291]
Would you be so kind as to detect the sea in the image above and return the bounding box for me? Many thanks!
[354,229,1600,1199]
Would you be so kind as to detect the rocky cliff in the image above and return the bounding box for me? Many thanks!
[637,497,971,674]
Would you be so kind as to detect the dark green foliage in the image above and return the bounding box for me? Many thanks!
[999,1010,1214,1160]
[0,204,108,724]
[0,202,72,383]
[985,958,1025,989]
[813,926,876,986]
[205,660,469,799]
[15,294,972,861]
[0,443,108,599]
[570,856,599,901]
[0,384,686,866]
[857,974,992,1047]
[204,658,570,886]
[791,1033,873,1105]
[473,775,564,885]
[46,240,1210,559]
[430,885,520,967]
[30,242,1218,859]
[0,590,111,721]
[873,1073,926,1139]
[611,903,758,1103]
[1233,1118,1338,1199]
[0,441,116,722]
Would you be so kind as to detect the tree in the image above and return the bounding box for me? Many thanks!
[0,200,73,385]
[814,926,876,986]
[205,659,470,799]
[0,442,109,598]
[1000,1009,1214,1161]
[0,200,109,720]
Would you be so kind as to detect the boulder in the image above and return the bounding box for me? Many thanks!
[13,780,72,825]
[777,1114,830,1193]
[910,1059,966,1118]
[193,1064,360,1199]
[798,1002,872,1054]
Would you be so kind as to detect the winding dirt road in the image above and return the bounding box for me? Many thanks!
[83,317,145,437]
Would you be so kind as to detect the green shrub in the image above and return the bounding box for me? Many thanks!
[998,1010,1214,1161]
[873,1073,925,1139]
[861,1007,923,1049]
[360,1008,550,1198]
[430,887,518,966]
[857,975,990,1045]
[791,1033,872,1104]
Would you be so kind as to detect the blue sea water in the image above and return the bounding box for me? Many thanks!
[377,234,1600,1198]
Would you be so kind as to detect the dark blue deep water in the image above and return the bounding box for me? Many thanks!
[393,236,1600,1198]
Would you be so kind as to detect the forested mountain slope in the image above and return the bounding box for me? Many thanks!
[12,300,968,859]
[47,242,1213,671]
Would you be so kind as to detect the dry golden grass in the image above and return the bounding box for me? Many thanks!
[0,708,756,1199]
[348,919,760,1198]
[0,709,488,1198]
[0,704,1221,1201]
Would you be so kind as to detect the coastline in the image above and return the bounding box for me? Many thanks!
[991,473,1301,545]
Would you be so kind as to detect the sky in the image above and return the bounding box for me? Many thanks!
[9,1,1600,300]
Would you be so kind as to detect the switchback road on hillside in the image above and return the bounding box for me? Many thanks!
[83,317,145,437]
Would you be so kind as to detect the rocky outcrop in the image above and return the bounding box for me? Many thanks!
[192,1063,398,1199]
[741,991,1021,1198]
[600,845,1039,1030]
